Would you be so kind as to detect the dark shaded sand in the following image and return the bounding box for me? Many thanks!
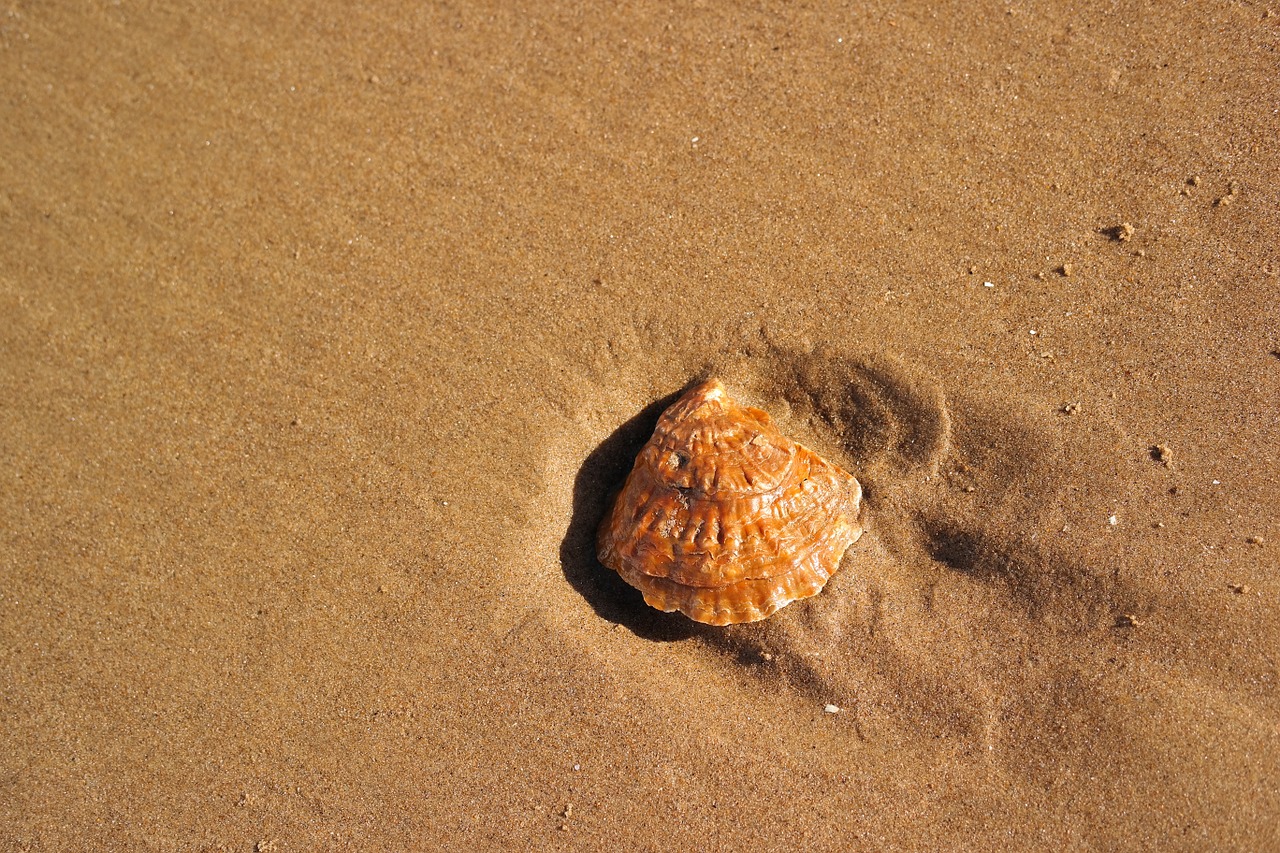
[2,1,1278,849]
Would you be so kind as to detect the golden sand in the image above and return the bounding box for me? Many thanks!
[2,1,1277,848]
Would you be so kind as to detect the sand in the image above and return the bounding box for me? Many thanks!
[2,0,1278,849]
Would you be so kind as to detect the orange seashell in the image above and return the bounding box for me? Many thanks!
[597,378,864,625]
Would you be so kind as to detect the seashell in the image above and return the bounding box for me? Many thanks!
[597,378,864,625]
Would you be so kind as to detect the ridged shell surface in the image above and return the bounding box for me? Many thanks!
[596,378,864,625]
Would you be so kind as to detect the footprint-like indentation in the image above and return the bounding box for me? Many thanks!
[782,352,952,481]
[918,516,1119,627]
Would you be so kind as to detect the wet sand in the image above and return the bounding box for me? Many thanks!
[2,1,1278,849]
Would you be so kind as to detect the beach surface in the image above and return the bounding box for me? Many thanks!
[2,1,1278,849]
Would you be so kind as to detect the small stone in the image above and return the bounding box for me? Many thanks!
[1246,536,1265,546]
[1059,263,1073,277]
[1150,444,1173,467]
[1189,175,1201,186]
[1115,614,1139,628]
[983,281,995,288]
[761,652,774,662]
[1153,522,1165,528]
[1062,402,1081,415]
[824,704,841,714]
[1108,223,1135,242]
[1108,515,1119,526]
[1229,584,1251,594]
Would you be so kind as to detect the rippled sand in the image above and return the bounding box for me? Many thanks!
[2,1,1277,849]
